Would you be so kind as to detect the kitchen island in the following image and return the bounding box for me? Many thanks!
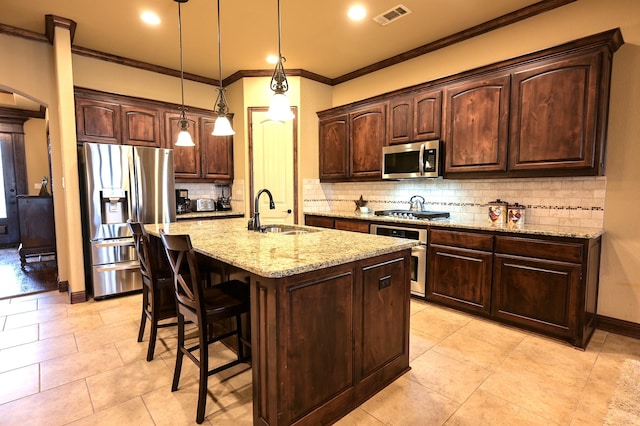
[146,218,416,425]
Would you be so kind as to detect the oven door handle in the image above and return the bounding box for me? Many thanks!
[418,143,426,176]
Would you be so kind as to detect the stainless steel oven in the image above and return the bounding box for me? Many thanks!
[370,224,427,297]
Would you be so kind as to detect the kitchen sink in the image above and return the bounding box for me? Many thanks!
[259,224,319,235]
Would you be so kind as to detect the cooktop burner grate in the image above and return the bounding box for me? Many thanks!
[374,210,450,220]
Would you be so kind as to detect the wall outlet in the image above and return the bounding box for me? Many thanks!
[34,183,42,190]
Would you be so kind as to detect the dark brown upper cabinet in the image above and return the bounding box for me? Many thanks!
[350,103,386,179]
[444,73,511,175]
[75,88,235,183]
[317,29,621,181]
[75,98,121,144]
[200,117,234,182]
[318,102,386,182]
[164,111,201,180]
[121,104,162,147]
[509,52,603,174]
[319,113,349,181]
[388,89,442,145]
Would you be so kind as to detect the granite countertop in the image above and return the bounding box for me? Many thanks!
[146,218,417,278]
[306,211,604,239]
[176,211,244,220]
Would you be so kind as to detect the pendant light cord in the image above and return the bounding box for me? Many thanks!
[178,2,186,113]
[277,0,282,62]
[217,0,223,90]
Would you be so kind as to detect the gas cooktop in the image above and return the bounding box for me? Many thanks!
[375,210,450,221]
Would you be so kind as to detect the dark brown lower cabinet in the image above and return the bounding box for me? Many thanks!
[251,250,410,425]
[427,229,494,313]
[492,235,601,348]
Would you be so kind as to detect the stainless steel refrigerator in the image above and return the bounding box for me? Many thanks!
[79,142,176,299]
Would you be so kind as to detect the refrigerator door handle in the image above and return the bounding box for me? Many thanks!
[94,239,135,248]
[95,261,140,273]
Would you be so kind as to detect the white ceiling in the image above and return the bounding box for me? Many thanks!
[0,0,549,82]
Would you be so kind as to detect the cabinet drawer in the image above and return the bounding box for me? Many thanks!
[495,236,583,263]
[335,219,370,233]
[305,215,335,229]
[430,229,494,251]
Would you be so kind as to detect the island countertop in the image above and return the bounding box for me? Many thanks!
[145,218,416,278]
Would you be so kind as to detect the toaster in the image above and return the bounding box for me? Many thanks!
[195,198,216,212]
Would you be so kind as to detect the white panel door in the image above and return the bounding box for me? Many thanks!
[251,111,294,225]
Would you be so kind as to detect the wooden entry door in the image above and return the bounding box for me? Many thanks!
[249,107,297,225]
[0,131,20,245]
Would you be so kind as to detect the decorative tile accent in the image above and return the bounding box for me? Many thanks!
[303,176,606,228]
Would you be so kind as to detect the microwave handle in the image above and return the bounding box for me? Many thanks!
[418,143,425,176]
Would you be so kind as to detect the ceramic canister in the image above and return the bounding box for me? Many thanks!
[488,199,508,227]
[507,203,526,229]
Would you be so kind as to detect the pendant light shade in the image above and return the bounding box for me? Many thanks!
[211,0,235,136]
[174,0,195,147]
[265,0,295,122]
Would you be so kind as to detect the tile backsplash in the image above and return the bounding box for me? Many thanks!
[176,179,245,212]
[303,177,606,228]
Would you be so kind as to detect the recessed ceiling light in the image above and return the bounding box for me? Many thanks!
[347,5,367,21]
[141,11,161,26]
[266,54,279,65]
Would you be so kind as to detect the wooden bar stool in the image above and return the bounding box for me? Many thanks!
[128,222,177,361]
[160,231,250,424]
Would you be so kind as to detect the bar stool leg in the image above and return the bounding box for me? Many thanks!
[172,313,186,392]
[197,322,209,424]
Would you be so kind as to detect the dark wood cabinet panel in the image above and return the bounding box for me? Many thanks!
[492,254,580,337]
[414,89,442,141]
[350,104,386,179]
[75,98,121,144]
[283,271,354,421]
[387,96,412,144]
[305,215,335,229]
[444,74,510,174]
[387,89,442,145]
[335,218,370,233]
[200,117,234,182]
[360,256,408,378]
[121,104,161,147]
[165,112,201,179]
[427,229,493,313]
[319,114,349,181]
[509,52,602,173]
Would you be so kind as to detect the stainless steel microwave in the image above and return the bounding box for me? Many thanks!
[382,140,443,179]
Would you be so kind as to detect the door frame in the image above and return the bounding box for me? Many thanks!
[247,106,299,223]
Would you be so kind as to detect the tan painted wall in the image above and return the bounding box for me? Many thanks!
[23,118,49,195]
[0,33,70,288]
[599,43,640,322]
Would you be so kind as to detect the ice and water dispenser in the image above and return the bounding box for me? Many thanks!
[100,188,129,224]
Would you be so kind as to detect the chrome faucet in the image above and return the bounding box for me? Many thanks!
[252,188,276,231]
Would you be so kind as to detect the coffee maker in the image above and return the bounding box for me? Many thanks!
[175,189,190,214]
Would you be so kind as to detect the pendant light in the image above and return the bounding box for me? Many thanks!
[174,0,195,146]
[265,0,295,122]
[211,0,235,136]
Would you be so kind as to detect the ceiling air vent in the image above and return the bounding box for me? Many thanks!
[373,4,412,26]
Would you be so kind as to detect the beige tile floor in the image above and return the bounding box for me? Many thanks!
[0,290,638,425]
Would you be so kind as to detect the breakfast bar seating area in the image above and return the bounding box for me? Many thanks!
[144,218,415,425]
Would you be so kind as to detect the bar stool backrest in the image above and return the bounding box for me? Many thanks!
[160,231,206,324]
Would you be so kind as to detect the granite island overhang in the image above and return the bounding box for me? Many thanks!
[146,218,417,425]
